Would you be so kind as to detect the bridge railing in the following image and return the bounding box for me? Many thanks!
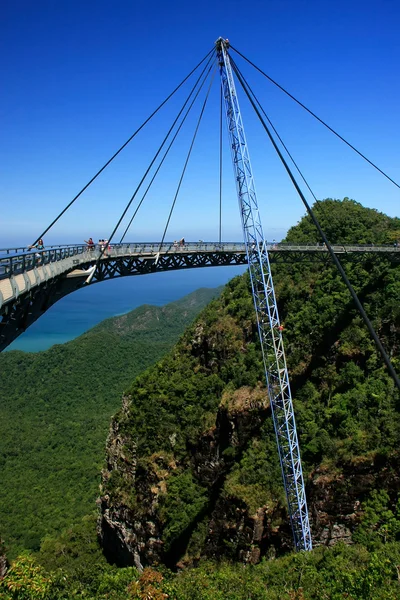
[0,242,249,278]
[107,242,247,255]
[1,242,399,280]
[0,245,89,280]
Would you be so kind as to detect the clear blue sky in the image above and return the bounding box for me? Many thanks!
[2,0,399,247]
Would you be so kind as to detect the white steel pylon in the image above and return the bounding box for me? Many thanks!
[216,37,312,551]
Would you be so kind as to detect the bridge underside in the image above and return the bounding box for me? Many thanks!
[1,248,399,352]
[0,250,247,352]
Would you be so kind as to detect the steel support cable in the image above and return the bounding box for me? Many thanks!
[90,56,216,271]
[30,48,215,247]
[230,45,400,191]
[219,81,223,243]
[159,68,217,250]
[230,57,357,254]
[230,60,400,393]
[230,56,319,204]
[230,57,345,238]
[119,61,214,243]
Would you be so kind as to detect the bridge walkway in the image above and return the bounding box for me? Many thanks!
[0,242,399,352]
[1,242,399,310]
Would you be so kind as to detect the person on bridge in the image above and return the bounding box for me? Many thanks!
[179,238,185,247]
[85,237,95,251]
[29,239,44,251]
[28,239,45,264]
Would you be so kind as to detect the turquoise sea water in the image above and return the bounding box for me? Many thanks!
[7,266,247,353]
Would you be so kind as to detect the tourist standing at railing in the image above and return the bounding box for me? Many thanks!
[84,237,95,251]
[29,239,44,251]
[28,239,45,264]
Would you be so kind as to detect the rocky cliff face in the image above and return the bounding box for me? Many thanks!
[99,395,400,568]
[98,200,400,569]
[99,382,400,568]
[0,541,7,579]
[309,453,400,546]
[98,385,288,568]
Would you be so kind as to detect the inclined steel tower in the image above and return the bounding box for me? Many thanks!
[216,37,312,551]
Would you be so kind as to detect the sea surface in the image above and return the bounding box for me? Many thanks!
[6,266,247,353]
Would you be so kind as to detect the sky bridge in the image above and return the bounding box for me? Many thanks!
[2,36,400,556]
[1,241,399,353]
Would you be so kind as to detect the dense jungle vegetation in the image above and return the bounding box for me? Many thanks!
[0,287,220,558]
[1,198,400,598]
[100,199,400,559]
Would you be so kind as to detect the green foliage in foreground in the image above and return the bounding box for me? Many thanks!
[165,545,400,599]
[6,494,399,598]
[1,519,400,599]
[0,287,220,558]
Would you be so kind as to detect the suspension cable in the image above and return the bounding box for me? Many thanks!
[159,68,217,249]
[230,56,362,254]
[230,59,400,393]
[230,45,400,191]
[230,56,318,204]
[219,81,223,243]
[120,62,214,242]
[93,55,215,268]
[231,56,347,242]
[31,48,215,246]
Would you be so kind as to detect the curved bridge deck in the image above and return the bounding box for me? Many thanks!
[0,242,399,351]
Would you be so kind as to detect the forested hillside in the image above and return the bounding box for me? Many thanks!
[98,199,400,569]
[1,198,400,599]
[0,287,220,557]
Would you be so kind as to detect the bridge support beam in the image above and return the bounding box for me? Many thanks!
[0,251,248,351]
[217,37,312,551]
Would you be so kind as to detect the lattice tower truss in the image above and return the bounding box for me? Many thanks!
[216,37,312,551]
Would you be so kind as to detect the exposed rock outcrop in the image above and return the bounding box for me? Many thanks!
[98,385,283,568]
[0,541,7,579]
[99,384,400,569]
[309,453,400,546]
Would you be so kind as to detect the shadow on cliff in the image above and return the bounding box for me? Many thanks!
[163,403,282,569]
[289,266,387,395]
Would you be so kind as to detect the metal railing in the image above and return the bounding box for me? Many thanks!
[0,242,399,280]
[0,245,88,279]
[0,243,245,279]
